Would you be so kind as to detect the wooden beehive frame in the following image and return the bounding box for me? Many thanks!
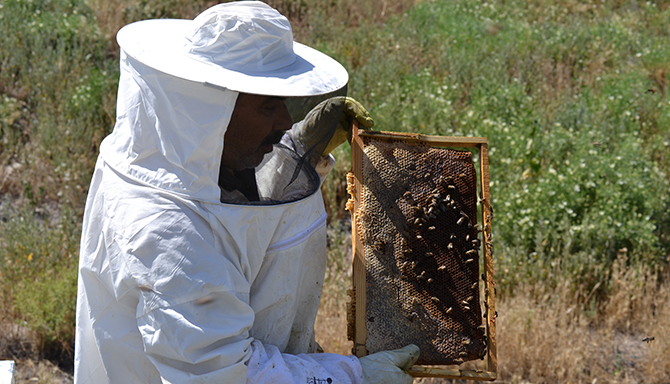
[349,122,497,380]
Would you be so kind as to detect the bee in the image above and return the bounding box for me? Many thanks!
[416,234,423,240]
[448,184,456,190]
[431,296,440,303]
[428,226,436,231]
[462,339,471,345]
[425,252,434,257]
[457,217,466,225]
[454,358,464,364]
[427,278,434,283]
[459,351,467,357]
[445,307,453,314]
[466,249,478,256]
[447,243,453,250]
[642,336,655,343]
[471,282,478,290]
[465,258,474,264]
[438,265,446,271]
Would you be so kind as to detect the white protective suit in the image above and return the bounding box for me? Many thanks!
[73,6,364,383]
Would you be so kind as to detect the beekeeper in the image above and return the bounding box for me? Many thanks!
[74,2,419,383]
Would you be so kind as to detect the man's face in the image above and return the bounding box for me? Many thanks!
[220,93,293,172]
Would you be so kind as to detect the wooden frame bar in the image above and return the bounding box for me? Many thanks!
[349,123,497,380]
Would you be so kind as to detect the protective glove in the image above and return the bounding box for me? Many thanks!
[359,344,420,384]
[291,96,375,157]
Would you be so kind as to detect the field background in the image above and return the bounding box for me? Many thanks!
[1,0,669,382]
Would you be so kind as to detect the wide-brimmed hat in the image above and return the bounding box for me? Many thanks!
[117,1,348,97]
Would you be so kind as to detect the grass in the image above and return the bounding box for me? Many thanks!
[1,0,670,382]
[315,249,670,383]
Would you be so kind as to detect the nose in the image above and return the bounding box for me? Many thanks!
[275,100,293,132]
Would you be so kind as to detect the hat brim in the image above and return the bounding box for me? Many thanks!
[117,19,349,97]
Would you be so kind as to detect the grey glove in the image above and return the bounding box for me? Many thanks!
[359,344,420,384]
[291,96,374,157]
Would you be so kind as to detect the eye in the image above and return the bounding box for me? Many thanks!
[260,98,286,115]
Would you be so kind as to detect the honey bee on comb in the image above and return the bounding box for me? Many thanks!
[352,138,485,366]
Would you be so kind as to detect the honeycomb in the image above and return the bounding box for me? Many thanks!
[351,138,486,365]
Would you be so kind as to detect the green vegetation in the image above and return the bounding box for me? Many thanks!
[325,0,670,296]
[1,0,669,380]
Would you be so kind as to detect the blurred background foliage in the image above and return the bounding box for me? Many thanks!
[1,0,669,375]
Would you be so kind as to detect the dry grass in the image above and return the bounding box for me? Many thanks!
[10,359,73,384]
[315,249,670,383]
[0,318,73,384]
[4,247,668,384]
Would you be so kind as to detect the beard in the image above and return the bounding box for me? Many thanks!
[234,130,286,170]
[261,130,286,148]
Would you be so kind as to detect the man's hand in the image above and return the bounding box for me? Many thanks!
[359,344,420,384]
[330,97,374,155]
[291,96,374,157]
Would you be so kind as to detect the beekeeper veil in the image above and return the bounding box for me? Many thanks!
[102,1,349,204]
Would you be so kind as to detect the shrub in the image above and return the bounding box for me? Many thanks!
[0,203,80,364]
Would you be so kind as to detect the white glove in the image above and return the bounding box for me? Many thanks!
[359,344,419,384]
